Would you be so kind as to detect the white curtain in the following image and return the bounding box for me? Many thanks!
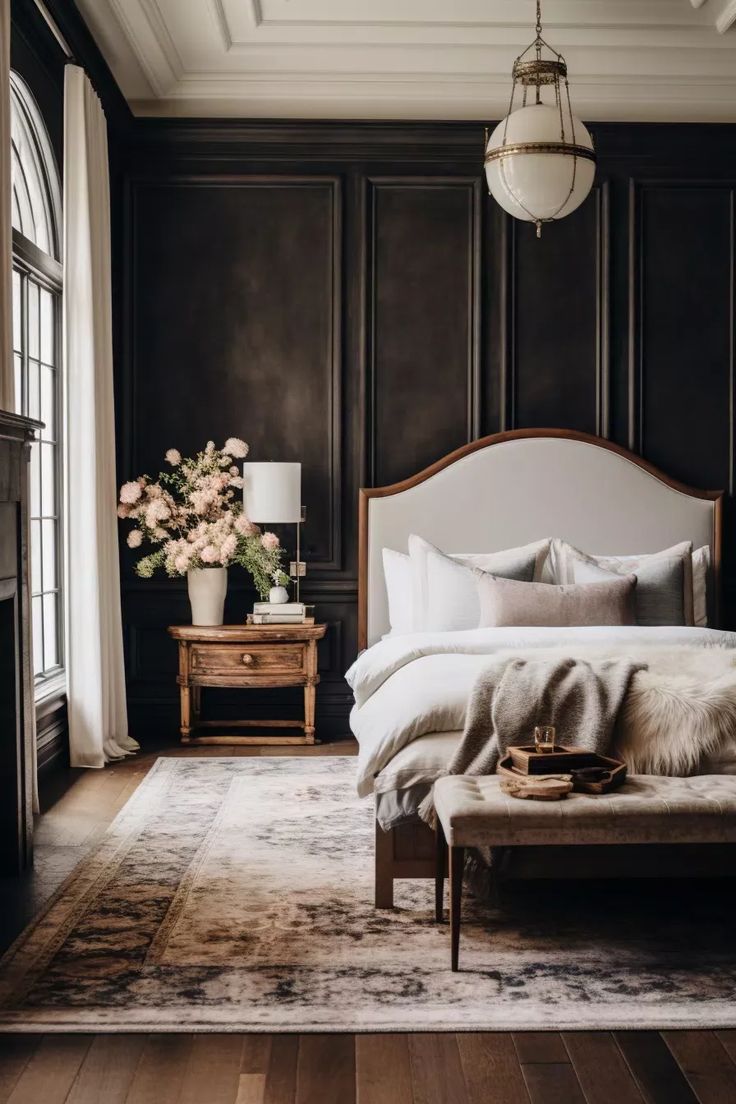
[0,0,13,411]
[63,65,138,767]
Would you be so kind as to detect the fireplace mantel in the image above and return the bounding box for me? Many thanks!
[0,409,41,873]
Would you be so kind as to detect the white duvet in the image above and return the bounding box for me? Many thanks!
[346,626,736,798]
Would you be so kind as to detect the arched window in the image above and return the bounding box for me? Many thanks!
[10,72,64,690]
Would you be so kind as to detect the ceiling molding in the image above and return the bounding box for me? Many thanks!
[76,0,736,122]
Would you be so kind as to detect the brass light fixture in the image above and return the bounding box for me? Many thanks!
[484,0,596,237]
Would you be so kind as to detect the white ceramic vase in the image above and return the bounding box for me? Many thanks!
[268,585,290,604]
[187,566,227,626]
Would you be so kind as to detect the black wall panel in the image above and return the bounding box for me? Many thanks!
[116,121,736,742]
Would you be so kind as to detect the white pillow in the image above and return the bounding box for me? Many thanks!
[408,535,551,633]
[548,539,695,626]
[381,548,414,636]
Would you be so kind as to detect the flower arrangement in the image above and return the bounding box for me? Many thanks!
[117,438,288,599]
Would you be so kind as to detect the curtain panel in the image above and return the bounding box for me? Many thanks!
[63,65,137,767]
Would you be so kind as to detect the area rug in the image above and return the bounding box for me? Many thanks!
[1,756,736,1032]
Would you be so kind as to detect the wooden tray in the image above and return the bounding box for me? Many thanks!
[509,744,612,775]
[499,753,627,795]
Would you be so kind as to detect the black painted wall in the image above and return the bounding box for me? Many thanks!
[115,120,736,743]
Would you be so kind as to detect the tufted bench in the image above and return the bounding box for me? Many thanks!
[433,774,736,970]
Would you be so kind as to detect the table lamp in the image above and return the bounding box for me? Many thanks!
[242,462,304,602]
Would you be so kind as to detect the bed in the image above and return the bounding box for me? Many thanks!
[350,428,736,907]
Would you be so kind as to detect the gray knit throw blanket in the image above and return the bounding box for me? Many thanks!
[418,655,646,825]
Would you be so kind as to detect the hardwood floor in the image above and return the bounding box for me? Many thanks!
[0,742,734,1103]
[4,1030,736,1103]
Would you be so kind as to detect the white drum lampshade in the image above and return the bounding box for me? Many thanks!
[242,462,301,523]
[485,104,595,225]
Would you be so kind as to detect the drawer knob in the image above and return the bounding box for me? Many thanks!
[241,653,254,665]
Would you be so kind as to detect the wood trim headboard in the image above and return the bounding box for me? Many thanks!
[358,428,723,649]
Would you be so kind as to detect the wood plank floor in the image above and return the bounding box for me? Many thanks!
[3,1031,736,1104]
[0,742,733,1103]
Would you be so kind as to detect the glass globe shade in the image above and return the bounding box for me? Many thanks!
[485,103,595,223]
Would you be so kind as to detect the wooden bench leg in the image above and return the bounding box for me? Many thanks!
[375,819,394,909]
[450,845,464,971]
[435,820,446,922]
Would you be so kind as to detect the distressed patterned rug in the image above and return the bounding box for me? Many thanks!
[1,756,736,1032]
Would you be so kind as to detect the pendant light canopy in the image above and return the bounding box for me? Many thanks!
[484,1,596,237]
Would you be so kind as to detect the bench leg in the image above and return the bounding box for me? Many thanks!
[450,845,464,971]
[435,820,446,922]
[375,819,394,909]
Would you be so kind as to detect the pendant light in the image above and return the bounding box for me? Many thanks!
[484,1,596,238]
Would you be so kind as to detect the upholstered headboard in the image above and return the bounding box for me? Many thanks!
[358,429,723,648]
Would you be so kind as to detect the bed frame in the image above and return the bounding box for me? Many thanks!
[358,428,724,907]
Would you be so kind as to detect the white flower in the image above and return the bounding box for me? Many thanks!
[224,437,248,459]
[165,448,181,466]
[127,529,143,548]
[120,481,142,505]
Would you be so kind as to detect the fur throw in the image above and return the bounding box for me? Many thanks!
[488,644,736,776]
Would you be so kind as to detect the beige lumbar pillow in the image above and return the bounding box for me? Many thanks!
[477,574,637,628]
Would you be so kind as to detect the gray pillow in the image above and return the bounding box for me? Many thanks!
[477,574,637,629]
[572,556,685,627]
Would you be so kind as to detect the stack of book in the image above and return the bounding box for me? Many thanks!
[247,602,315,625]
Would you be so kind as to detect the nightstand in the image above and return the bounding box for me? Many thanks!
[167,623,327,746]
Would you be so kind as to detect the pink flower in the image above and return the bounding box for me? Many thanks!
[117,503,131,519]
[174,555,191,574]
[145,499,170,529]
[235,515,259,537]
[165,448,181,466]
[261,531,279,551]
[220,534,237,563]
[120,481,142,505]
[127,529,143,548]
[224,437,248,459]
[200,545,219,563]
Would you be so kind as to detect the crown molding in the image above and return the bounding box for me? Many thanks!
[75,0,736,122]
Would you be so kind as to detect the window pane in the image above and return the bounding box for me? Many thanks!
[41,518,56,590]
[27,358,39,420]
[10,74,60,260]
[43,594,58,670]
[12,270,21,353]
[29,442,40,517]
[14,354,22,415]
[28,282,39,359]
[41,443,55,515]
[40,365,55,440]
[30,519,41,593]
[12,142,35,241]
[32,596,43,676]
[40,289,54,364]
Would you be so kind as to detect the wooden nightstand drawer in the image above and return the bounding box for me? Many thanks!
[190,643,305,677]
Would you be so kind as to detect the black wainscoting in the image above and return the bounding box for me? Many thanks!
[116,120,736,743]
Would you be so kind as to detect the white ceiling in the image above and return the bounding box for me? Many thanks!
[76,0,736,122]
